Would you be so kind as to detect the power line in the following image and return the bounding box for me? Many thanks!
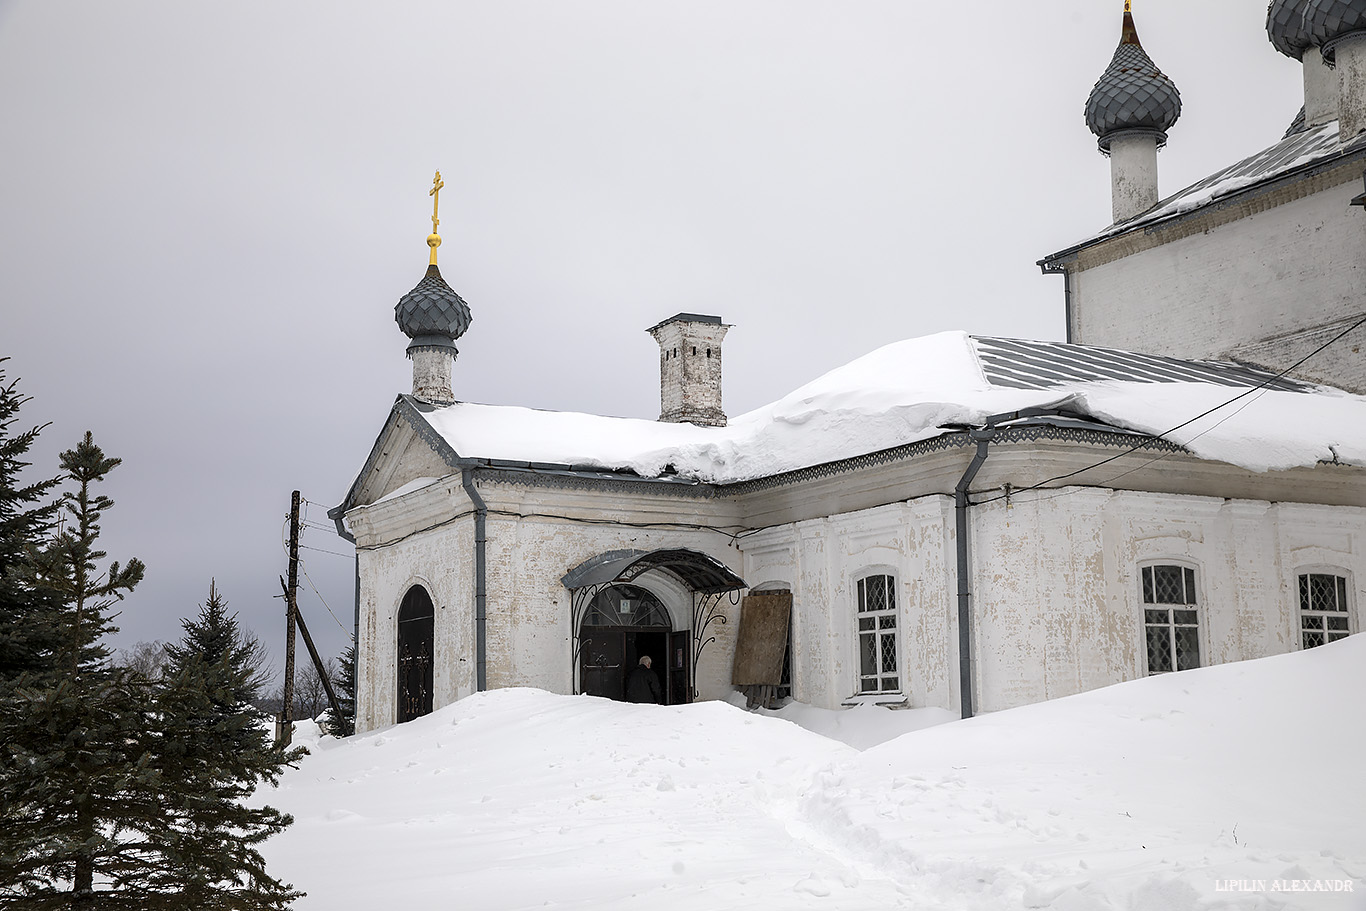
[299,543,355,559]
[299,561,354,642]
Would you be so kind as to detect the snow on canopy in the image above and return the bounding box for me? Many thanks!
[418,331,1366,483]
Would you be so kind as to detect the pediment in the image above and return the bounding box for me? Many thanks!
[333,397,462,517]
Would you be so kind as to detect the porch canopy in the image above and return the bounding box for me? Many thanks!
[561,548,745,594]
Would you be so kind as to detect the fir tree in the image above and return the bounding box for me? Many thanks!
[321,645,356,738]
[1,434,306,909]
[0,361,63,678]
[0,431,157,909]
[162,581,270,707]
[147,584,305,910]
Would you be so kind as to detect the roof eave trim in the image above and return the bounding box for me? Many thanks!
[1038,141,1366,270]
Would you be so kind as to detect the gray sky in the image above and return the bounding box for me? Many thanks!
[0,1,1305,679]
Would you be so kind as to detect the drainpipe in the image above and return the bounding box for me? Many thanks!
[1062,269,1074,344]
[461,467,488,692]
[1038,259,1075,344]
[954,429,992,720]
[952,404,1079,720]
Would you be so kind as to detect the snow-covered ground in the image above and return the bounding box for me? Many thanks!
[264,637,1365,910]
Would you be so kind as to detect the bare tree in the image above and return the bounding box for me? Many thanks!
[291,658,336,721]
[114,640,170,680]
[238,627,273,706]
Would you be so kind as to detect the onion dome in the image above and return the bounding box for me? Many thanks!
[1085,8,1183,152]
[1268,0,1316,59]
[1307,0,1366,63]
[395,264,472,354]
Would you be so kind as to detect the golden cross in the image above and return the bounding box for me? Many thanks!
[427,171,445,266]
[429,170,444,233]
[1124,0,1131,12]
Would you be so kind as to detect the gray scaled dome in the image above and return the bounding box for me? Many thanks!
[1085,11,1182,152]
[1307,0,1366,62]
[1268,0,1316,59]
[395,264,473,353]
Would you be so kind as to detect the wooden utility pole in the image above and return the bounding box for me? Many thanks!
[278,490,300,745]
[279,575,345,726]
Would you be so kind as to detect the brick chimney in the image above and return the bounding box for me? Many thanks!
[647,313,730,427]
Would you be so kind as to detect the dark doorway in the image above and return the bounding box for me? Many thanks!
[397,585,434,723]
[578,585,690,705]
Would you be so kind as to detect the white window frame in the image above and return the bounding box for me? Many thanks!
[855,573,900,695]
[1295,568,1355,650]
[1140,562,1203,676]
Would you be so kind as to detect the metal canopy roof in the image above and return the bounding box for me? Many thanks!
[561,548,745,594]
[972,336,1311,393]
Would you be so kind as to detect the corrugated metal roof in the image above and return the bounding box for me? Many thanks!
[971,336,1312,392]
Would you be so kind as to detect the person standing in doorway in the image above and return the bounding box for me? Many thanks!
[626,655,663,704]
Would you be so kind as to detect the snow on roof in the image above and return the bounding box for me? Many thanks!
[414,331,1366,484]
[1050,120,1361,258]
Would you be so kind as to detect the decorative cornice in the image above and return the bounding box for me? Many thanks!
[475,465,719,499]
[720,425,1181,496]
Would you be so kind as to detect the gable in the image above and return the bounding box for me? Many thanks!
[334,397,462,516]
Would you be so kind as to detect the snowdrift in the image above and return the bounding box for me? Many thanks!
[264,636,1366,910]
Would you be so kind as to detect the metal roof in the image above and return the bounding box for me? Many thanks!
[971,336,1312,392]
[561,548,745,593]
[395,264,472,346]
[1085,42,1182,149]
[1268,0,1316,60]
[1307,0,1366,62]
[647,313,724,333]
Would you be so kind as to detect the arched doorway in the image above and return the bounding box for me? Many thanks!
[578,584,690,705]
[397,585,434,722]
[564,548,746,704]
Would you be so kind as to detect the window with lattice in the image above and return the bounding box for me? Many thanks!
[1142,564,1201,675]
[1298,573,1352,649]
[856,574,899,694]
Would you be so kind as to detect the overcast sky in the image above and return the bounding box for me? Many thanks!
[0,1,1306,679]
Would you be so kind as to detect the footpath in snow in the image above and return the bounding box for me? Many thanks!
[264,636,1366,910]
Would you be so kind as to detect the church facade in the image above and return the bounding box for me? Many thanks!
[1040,0,1366,395]
[334,2,1366,734]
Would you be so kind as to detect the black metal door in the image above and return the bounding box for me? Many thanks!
[580,629,624,700]
[668,629,691,704]
[397,586,434,722]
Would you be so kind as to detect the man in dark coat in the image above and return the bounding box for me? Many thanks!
[625,654,663,704]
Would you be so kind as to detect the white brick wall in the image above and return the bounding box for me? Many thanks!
[349,474,1366,730]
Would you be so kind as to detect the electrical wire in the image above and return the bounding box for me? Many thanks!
[299,560,355,641]
[299,544,355,559]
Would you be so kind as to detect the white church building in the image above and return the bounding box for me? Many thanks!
[332,1,1366,734]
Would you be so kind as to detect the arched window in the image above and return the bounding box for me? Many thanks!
[856,573,899,694]
[581,584,671,628]
[397,585,434,722]
[1141,564,1201,674]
